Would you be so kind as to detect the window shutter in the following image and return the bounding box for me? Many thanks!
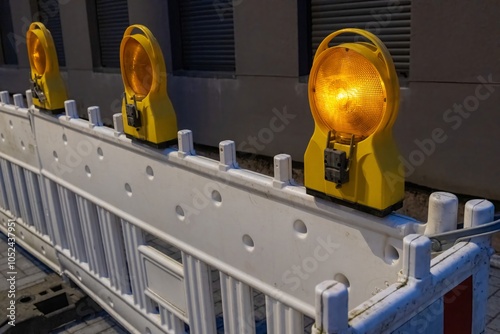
[311,0,411,77]
[0,0,17,65]
[179,0,236,71]
[37,0,66,66]
[95,0,129,68]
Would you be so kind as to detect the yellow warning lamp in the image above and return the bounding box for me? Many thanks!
[26,22,68,113]
[304,28,404,216]
[120,25,177,147]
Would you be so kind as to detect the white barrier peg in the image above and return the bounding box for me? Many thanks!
[464,199,494,229]
[273,154,292,188]
[425,192,458,235]
[0,91,10,104]
[113,113,124,136]
[88,106,103,127]
[402,234,431,280]
[13,94,25,108]
[178,130,195,158]
[64,100,78,119]
[219,140,238,171]
[26,90,33,108]
[313,281,349,334]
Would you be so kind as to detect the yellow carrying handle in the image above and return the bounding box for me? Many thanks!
[121,24,166,94]
[314,28,395,76]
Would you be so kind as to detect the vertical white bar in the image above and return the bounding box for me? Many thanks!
[265,297,303,334]
[97,208,131,294]
[57,186,87,262]
[0,161,8,209]
[122,220,146,308]
[76,196,108,277]
[37,175,52,238]
[43,179,67,249]
[1,160,20,217]
[23,169,46,234]
[220,272,255,334]
[160,305,185,334]
[182,252,217,334]
[11,165,33,225]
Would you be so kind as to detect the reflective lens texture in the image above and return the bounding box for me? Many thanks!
[123,38,153,99]
[29,31,46,75]
[312,47,386,138]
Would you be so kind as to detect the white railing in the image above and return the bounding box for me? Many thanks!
[0,90,494,334]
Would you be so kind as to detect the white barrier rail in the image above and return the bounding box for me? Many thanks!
[0,90,494,333]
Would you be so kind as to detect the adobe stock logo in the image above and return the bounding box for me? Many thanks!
[385,74,496,190]
[282,235,340,291]
[237,106,296,155]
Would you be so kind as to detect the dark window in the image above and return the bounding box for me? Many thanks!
[310,0,411,78]
[94,0,129,68]
[0,0,18,65]
[36,0,66,66]
[173,0,236,72]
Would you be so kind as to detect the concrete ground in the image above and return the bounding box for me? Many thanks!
[1,231,500,333]
[0,232,127,334]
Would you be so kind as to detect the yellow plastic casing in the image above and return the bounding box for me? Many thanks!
[120,25,177,147]
[304,28,404,216]
[26,22,68,112]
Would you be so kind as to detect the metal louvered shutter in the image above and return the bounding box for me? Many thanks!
[95,0,129,68]
[311,0,411,77]
[37,0,65,67]
[0,0,18,65]
[179,0,235,72]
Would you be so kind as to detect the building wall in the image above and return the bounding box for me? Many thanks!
[0,0,499,201]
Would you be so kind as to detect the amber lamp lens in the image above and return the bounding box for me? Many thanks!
[123,38,153,99]
[312,48,386,139]
[29,32,46,75]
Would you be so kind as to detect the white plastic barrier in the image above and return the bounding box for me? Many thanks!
[0,90,494,333]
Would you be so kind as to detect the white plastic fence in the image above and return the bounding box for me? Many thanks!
[0,90,494,334]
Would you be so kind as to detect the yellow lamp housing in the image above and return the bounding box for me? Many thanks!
[26,22,68,113]
[304,28,404,216]
[120,24,177,147]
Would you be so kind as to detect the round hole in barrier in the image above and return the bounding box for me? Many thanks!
[97,147,104,160]
[242,234,254,252]
[211,190,222,206]
[85,165,91,178]
[293,220,308,238]
[125,183,132,197]
[175,205,185,221]
[384,244,400,265]
[334,273,350,288]
[146,166,154,180]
